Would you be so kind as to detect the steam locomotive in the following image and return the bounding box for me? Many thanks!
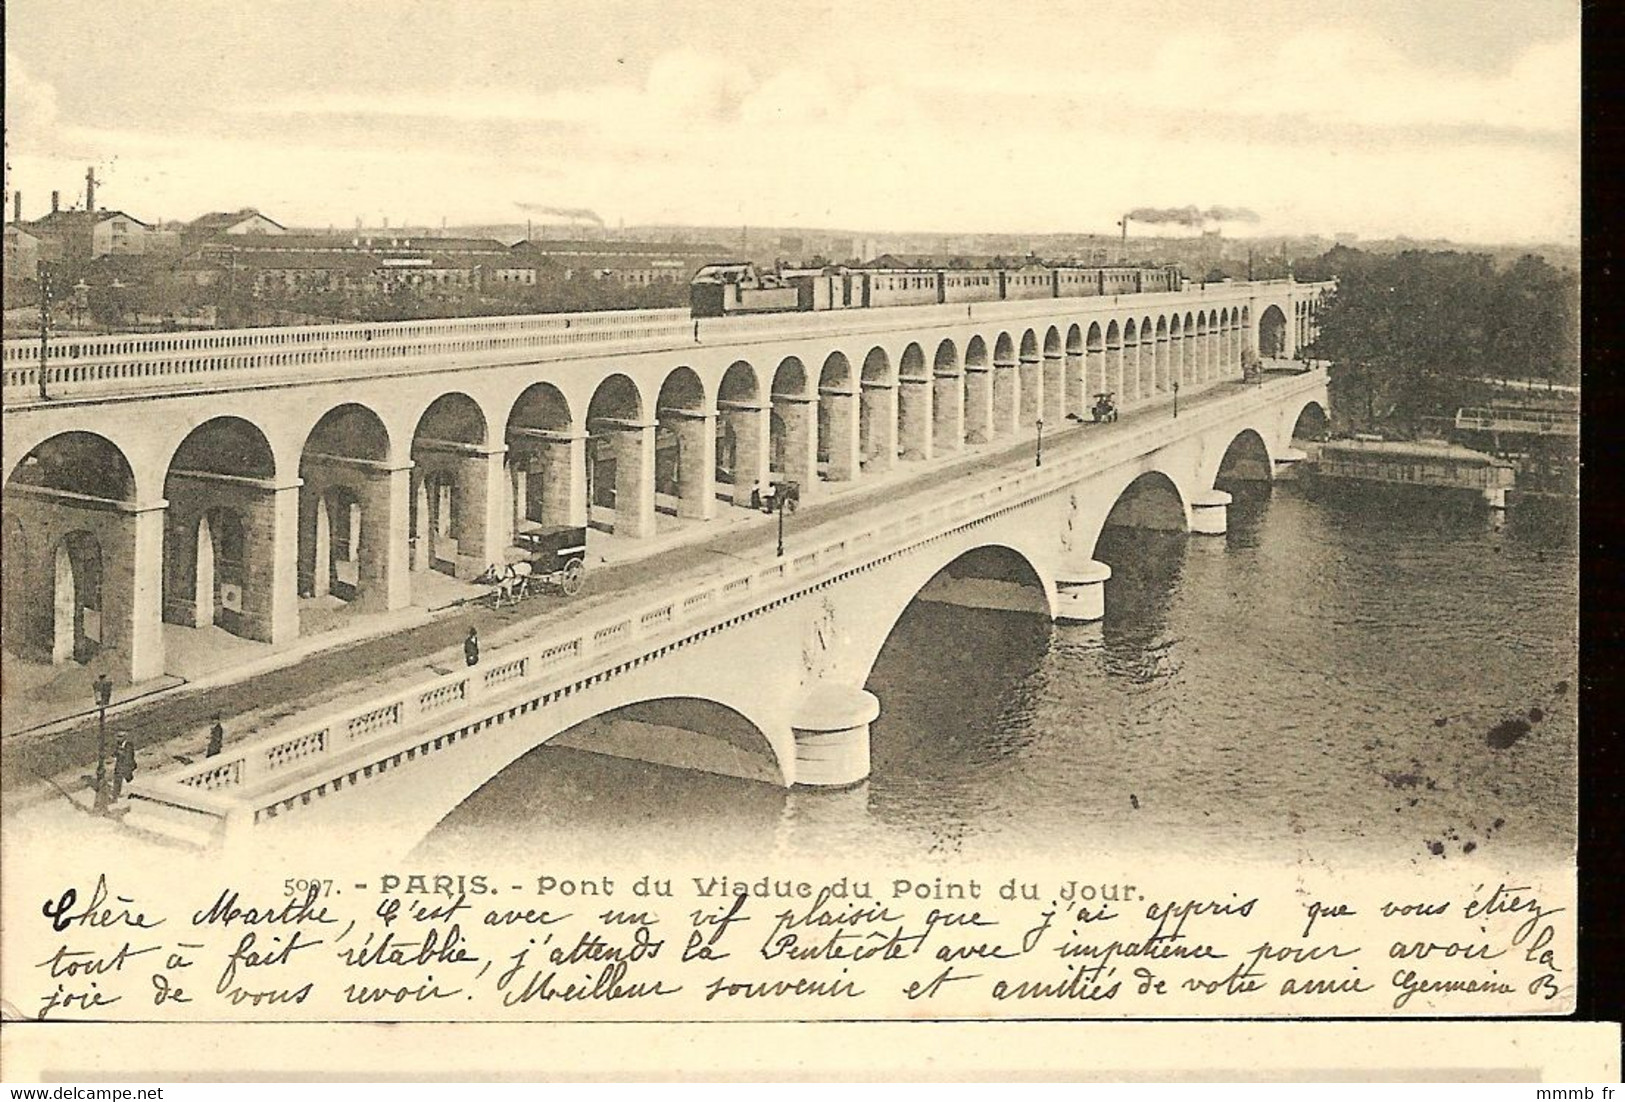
[690,259,1186,318]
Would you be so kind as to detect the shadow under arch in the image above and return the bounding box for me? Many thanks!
[416,695,791,859]
[858,544,1056,800]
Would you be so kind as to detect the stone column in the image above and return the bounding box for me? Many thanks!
[1053,557,1112,623]
[1018,356,1041,425]
[265,481,301,645]
[858,383,896,474]
[664,409,718,517]
[1189,488,1232,536]
[818,390,860,483]
[897,378,933,461]
[510,429,588,530]
[1155,332,1170,393]
[721,401,770,506]
[456,445,510,576]
[356,463,411,612]
[1122,343,1139,403]
[931,373,963,455]
[1065,352,1084,419]
[791,683,882,788]
[122,500,167,682]
[1109,343,1124,404]
[1086,347,1105,403]
[963,366,994,445]
[992,364,1019,437]
[609,421,657,538]
[1043,354,1066,426]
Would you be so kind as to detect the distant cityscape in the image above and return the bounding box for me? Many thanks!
[1,166,1579,337]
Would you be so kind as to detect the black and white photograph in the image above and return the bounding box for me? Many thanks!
[0,0,1589,1050]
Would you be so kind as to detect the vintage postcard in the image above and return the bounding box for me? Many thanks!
[0,0,1584,1057]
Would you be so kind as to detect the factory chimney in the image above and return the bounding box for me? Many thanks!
[52,190,61,214]
[85,166,96,213]
[12,192,20,223]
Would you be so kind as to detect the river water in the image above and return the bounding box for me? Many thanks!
[419,482,1577,871]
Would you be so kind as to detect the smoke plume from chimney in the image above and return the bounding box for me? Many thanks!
[513,202,605,227]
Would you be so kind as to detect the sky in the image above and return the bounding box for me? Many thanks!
[3,0,1580,245]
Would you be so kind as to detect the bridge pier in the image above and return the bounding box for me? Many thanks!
[1043,353,1066,427]
[600,420,658,538]
[858,382,896,474]
[932,372,964,455]
[992,363,1019,437]
[1189,488,1232,536]
[790,683,881,788]
[818,388,860,483]
[1065,352,1085,419]
[776,395,819,490]
[664,409,717,518]
[1272,447,1308,481]
[964,366,994,445]
[1053,557,1112,623]
[1019,356,1041,425]
[720,401,770,506]
[897,377,933,461]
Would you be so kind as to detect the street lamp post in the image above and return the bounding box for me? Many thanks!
[1035,418,1044,468]
[37,268,53,402]
[1173,380,1180,418]
[92,673,113,813]
[775,489,786,558]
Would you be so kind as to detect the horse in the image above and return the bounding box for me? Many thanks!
[475,561,533,608]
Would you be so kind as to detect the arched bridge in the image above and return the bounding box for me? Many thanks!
[3,279,1327,693]
[117,367,1330,855]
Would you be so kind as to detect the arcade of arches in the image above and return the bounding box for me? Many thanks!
[3,302,1322,687]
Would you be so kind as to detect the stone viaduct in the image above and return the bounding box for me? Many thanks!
[2,280,1326,694]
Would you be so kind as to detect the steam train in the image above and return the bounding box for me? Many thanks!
[690,259,1186,318]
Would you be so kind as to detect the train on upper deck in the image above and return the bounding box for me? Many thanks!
[689,256,1187,318]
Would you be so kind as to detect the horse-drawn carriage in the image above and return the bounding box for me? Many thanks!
[1090,392,1119,423]
[476,525,588,607]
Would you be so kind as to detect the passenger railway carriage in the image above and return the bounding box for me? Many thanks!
[690,260,1185,318]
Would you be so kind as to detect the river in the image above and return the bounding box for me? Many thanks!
[417,481,1577,870]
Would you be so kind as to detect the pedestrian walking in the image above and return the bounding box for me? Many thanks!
[207,714,225,758]
[465,626,480,667]
[111,735,137,801]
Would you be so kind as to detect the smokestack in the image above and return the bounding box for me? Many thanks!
[51,190,60,214]
[1120,216,1128,255]
[86,166,96,212]
[13,192,20,223]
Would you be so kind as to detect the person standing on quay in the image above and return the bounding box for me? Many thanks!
[207,714,225,758]
[465,626,481,667]
[111,735,137,801]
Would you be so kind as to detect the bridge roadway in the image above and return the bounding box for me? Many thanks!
[3,279,1329,699]
[112,366,1330,856]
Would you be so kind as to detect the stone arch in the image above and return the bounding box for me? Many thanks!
[1064,323,1086,419]
[1291,399,1330,441]
[817,352,859,483]
[770,356,816,484]
[1212,427,1275,487]
[162,417,280,640]
[586,373,654,536]
[858,348,896,472]
[298,403,393,609]
[1093,470,1189,551]
[419,691,794,846]
[1085,321,1107,404]
[717,361,765,502]
[962,336,993,445]
[409,393,490,578]
[506,382,579,537]
[897,343,932,460]
[1259,304,1288,359]
[656,366,713,514]
[850,539,1060,692]
[1066,324,1084,356]
[5,433,140,673]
